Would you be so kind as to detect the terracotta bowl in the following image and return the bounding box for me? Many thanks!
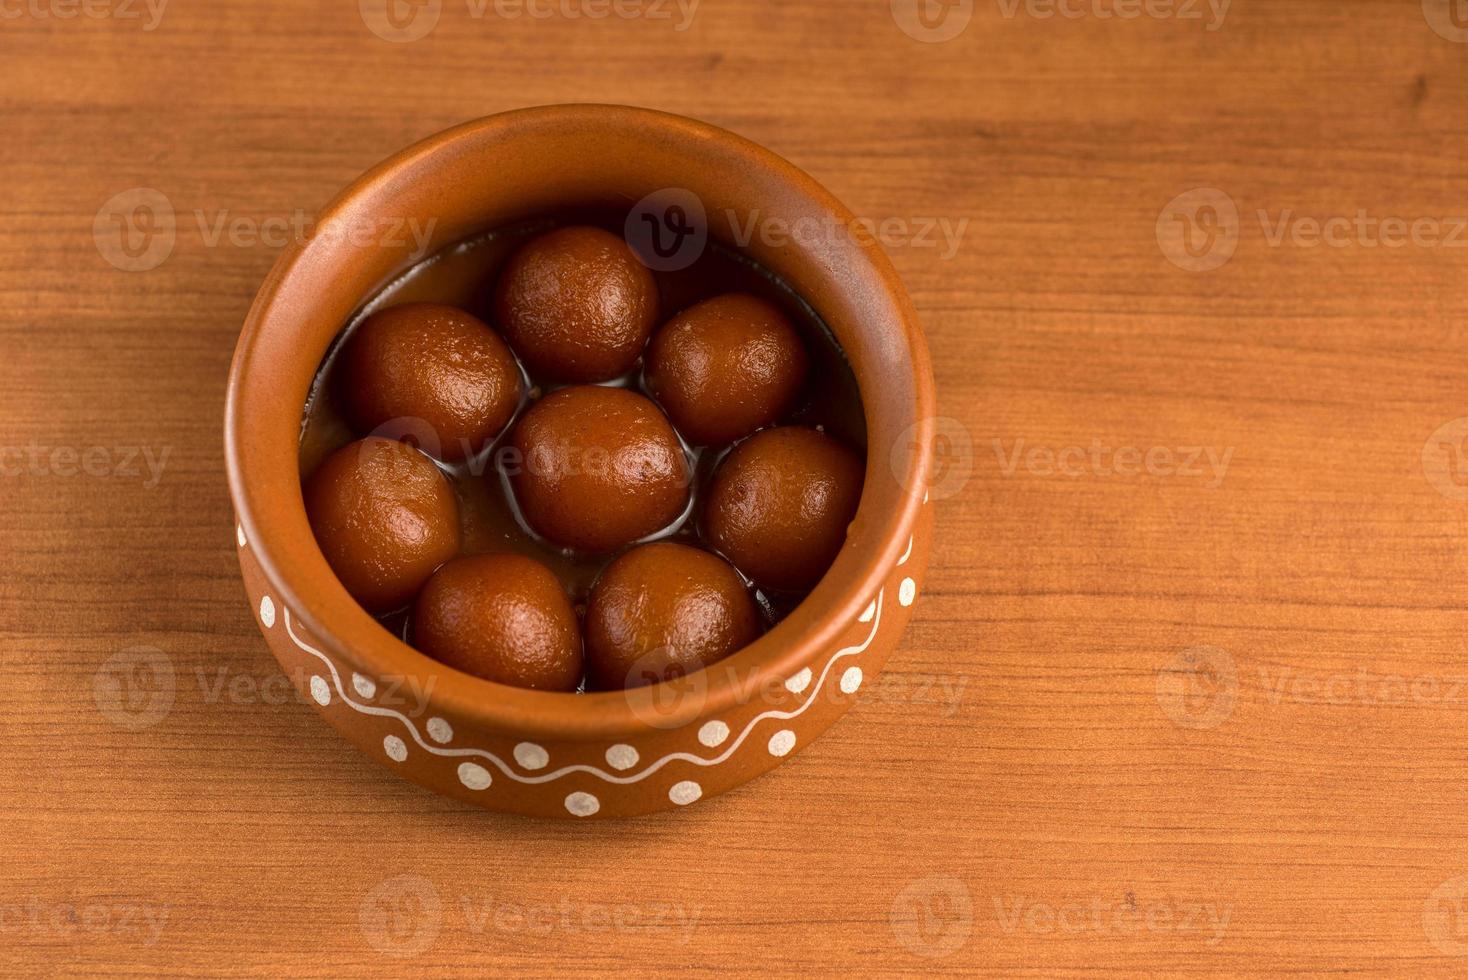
[224,104,935,818]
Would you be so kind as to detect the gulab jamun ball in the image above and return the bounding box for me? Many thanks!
[645,292,810,447]
[507,385,689,553]
[304,437,460,613]
[585,542,762,691]
[337,303,522,462]
[493,226,660,383]
[703,426,864,593]
[413,554,582,692]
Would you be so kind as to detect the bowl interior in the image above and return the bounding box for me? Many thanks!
[225,104,933,739]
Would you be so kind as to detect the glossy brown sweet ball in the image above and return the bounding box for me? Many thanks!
[703,426,864,592]
[337,303,522,462]
[303,437,460,613]
[584,542,762,691]
[493,226,660,383]
[412,554,583,692]
[507,385,690,553]
[645,293,810,447]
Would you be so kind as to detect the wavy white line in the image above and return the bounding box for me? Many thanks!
[282,588,885,786]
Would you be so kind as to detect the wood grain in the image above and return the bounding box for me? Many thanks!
[4,0,1468,974]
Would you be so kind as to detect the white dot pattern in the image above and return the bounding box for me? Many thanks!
[514,742,549,770]
[257,499,930,814]
[458,762,491,790]
[565,792,599,817]
[698,721,729,748]
[669,781,702,806]
[605,744,639,771]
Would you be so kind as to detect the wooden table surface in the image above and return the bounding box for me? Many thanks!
[6,0,1468,974]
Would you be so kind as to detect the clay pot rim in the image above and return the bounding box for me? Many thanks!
[224,104,934,740]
